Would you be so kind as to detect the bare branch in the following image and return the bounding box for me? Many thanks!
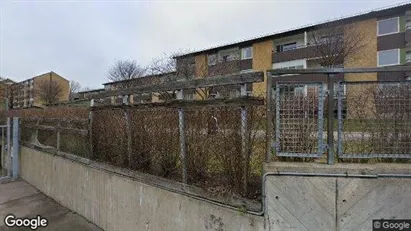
[108,60,148,88]
[309,21,368,68]
[69,81,81,100]
[36,80,64,105]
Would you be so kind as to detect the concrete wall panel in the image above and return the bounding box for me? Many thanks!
[20,146,264,231]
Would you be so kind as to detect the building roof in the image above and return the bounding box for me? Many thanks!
[102,71,176,86]
[0,77,15,84]
[174,2,411,58]
[13,71,67,84]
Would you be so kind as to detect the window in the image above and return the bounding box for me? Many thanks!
[406,51,411,63]
[377,17,399,36]
[241,47,253,59]
[240,69,253,73]
[208,54,217,66]
[378,49,400,66]
[217,48,239,62]
[276,42,297,52]
[407,20,411,30]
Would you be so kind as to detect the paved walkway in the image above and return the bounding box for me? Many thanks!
[0,180,102,231]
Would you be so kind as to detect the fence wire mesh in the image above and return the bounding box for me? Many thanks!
[89,104,266,198]
[337,81,411,159]
[20,118,90,158]
[274,82,325,157]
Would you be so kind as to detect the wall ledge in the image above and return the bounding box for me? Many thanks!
[265,162,411,176]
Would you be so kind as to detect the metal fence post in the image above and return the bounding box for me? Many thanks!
[177,89,188,184]
[266,72,274,162]
[275,82,281,156]
[337,81,343,158]
[327,74,335,165]
[12,117,19,180]
[6,118,11,177]
[88,99,94,159]
[1,127,5,176]
[56,121,61,151]
[240,83,249,195]
[123,95,133,168]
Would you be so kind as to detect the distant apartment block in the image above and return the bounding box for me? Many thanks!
[101,72,189,103]
[0,78,15,110]
[73,88,105,101]
[10,71,70,108]
[174,3,411,97]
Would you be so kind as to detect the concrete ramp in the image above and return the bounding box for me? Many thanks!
[0,181,102,231]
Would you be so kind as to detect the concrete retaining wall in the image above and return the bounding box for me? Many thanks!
[265,162,411,231]
[20,146,264,231]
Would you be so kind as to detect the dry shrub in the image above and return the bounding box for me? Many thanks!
[185,106,245,193]
[129,107,180,179]
[92,109,128,166]
[0,106,88,120]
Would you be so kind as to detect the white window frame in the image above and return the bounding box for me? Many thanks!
[276,41,298,53]
[240,69,253,73]
[241,47,253,60]
[377,49,400,67]
[406,51,411,63]
[407,20,411,30]
[377,17,400,36]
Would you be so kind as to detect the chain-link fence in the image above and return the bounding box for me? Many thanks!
[90,103,265,198]
[20,117,90,158]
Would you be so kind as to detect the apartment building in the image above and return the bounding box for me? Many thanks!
[73,88,105,101]
[10,72,70,108]
[102,72,179,103]
[0,78,15,110]
[174,3,411,97]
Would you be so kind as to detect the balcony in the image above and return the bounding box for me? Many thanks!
[208,59,252,76]
[272,43,328,63]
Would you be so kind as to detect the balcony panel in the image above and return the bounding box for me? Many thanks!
[271,73,344,83]
[272,44,324,63]
[208,60,240,76]
[406,30,411,47]
[239,59,252,70]
[377,32,405,51]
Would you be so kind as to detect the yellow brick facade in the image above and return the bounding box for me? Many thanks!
[195,54,208,78]
[343,18,378,118]
[32,72,70,107]
[252,40,273,97]
[194,53,209,100]
[343,18,378,81]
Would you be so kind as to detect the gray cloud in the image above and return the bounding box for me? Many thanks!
[0,0,407,89]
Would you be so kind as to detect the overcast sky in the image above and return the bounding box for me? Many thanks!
[0,0,408,89]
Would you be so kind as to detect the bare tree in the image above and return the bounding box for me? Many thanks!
[148,49,240,101]
[107,60,147,88]
[36,80,64,105]
[147,52,185,100]
[69,81,81,100]
[309,21,368,68]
